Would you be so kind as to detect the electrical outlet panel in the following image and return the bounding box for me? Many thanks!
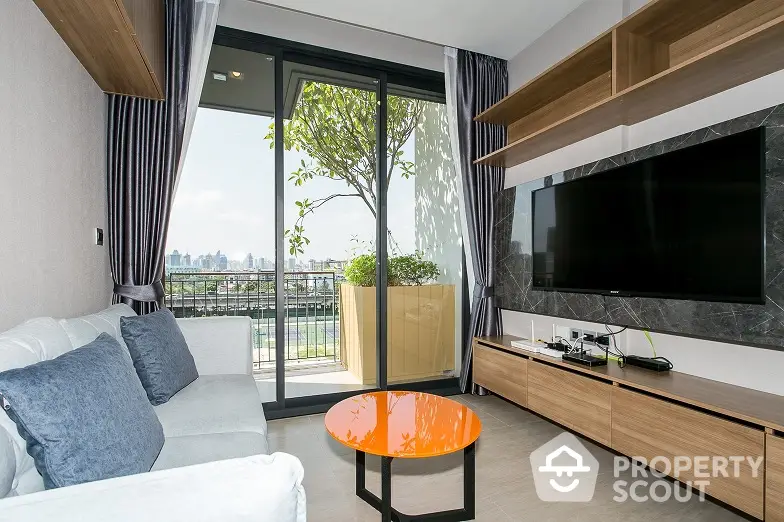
[567,325,626,354]
[570,328,598,346]
[570,328,582,341]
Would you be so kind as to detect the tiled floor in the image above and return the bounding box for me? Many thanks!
[266,393,746,522]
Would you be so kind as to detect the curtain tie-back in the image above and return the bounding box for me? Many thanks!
[474,283,494,299]
[114,281,165,302]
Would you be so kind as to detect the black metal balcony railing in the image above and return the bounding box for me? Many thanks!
[164,271,339,370]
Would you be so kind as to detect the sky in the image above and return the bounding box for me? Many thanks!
[166,107,417,262]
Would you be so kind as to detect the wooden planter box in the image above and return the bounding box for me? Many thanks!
[339,284,456,385]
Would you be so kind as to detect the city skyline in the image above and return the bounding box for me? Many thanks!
[166,248,344,264]
[165,248,345,273]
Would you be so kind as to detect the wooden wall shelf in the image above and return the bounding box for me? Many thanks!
[33,0,165,100]
[475,0,784,168]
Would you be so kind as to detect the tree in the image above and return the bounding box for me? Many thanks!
[265,82,425,256]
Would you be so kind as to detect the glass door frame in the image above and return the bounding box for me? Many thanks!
[213,26,461,419]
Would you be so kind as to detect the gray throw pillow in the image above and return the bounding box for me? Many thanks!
[0,333,164,489]
[120,308,198,406]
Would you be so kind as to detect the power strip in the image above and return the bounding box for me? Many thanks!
[625,355,671,372]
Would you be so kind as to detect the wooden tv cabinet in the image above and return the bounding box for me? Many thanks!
[473,335,784,520]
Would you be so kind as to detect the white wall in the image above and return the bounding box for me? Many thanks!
[0,0,112,331]
[503,0,784,396]
[415,102,463,374]
[218,0,444,72]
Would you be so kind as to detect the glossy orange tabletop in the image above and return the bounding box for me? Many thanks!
[325,391,482,458]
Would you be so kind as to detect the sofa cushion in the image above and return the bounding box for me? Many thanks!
[154,375,268,447]
[59,304,137,352]
[0,318,73,496]
[0,333,165,489]
[120,308,199,406]
[0,318,72,371]
[151,432,267,471]
[0,454,306,522]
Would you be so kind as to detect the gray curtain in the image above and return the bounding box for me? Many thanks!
[455,50,508,392]
[107,0,193,314]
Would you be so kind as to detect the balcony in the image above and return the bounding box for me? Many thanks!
[164,270,367,400]
[165,268,459,399]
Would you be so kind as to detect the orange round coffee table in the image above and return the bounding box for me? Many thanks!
[325,391,482,522]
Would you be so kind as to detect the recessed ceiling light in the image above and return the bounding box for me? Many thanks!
[230,71,244,80]
[212,71,227,82]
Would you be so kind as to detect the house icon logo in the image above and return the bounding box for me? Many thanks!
[530,432,599,502]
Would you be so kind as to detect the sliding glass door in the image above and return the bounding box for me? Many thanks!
[385,88,463,387]
[280,60,379,398]
[167,28,458,416]
[164,45,279,402]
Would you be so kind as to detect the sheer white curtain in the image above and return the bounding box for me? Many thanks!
[444,47,476,301]
[176,0,221,186]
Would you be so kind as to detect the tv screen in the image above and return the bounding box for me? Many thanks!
[531,128,765,304]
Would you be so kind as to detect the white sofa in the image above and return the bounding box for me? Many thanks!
[0,304,306,522]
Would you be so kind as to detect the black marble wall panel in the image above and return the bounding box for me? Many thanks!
[494,104,784,349]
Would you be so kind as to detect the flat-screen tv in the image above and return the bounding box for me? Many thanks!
[531,128,766,304]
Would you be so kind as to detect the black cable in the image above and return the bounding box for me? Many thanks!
[601,295,674,370]
[555,336,577,353]
[604,325,627,337]
[602,295,627,367]
[650,356,674,370]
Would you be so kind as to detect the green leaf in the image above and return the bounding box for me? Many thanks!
[268,84,426,257]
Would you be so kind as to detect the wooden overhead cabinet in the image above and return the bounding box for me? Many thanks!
[34,0,165,99]
[475,0,784,167]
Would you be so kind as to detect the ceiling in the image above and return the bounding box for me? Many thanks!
[201,45,446,117]
[251,0,588,59]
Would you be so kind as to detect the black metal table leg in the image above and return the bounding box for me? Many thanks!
[381,456,393,522]
[463,442,476,519]
[354,443,477,522]
[356,450,366,495]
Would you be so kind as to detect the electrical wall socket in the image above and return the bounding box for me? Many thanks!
[566,325,625,354]
[569,328,599,346]
[569,328,581,342]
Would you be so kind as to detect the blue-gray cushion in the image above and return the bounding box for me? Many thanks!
[0,333,164,489]
[120,308,198,406]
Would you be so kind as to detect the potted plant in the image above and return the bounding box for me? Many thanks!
[340,252,455,384]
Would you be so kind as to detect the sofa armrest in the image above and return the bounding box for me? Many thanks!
[0,453,306,522]
[176,317,253,375]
